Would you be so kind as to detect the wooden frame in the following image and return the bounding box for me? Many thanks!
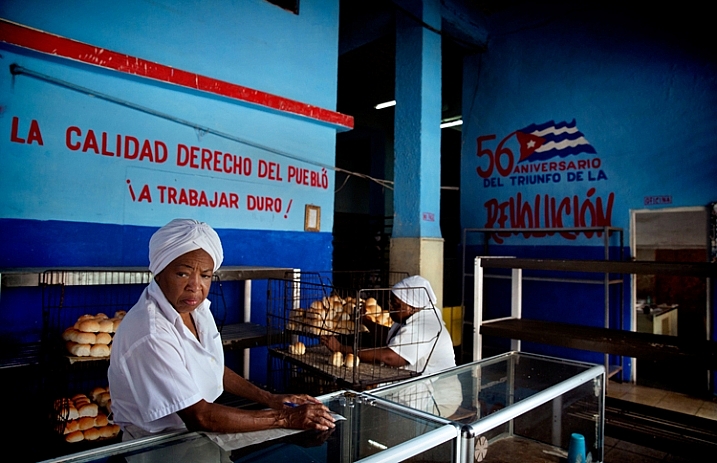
[304,204,320,232]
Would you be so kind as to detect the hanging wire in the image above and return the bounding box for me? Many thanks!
[9,64,394,191]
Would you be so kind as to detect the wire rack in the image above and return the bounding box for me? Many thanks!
[266,278,441,390]
[39,269,227,446]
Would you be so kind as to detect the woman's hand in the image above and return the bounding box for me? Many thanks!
[320,335,348,354]
[280,402,336,431]
[267,393,321,410]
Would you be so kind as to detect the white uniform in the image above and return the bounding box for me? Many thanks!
[385,298,462,418]
[108,280,224,438]
[386,308,456,375]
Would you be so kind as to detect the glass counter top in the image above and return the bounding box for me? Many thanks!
[41,391,459,463]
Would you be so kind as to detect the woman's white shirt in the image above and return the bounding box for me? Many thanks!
[108,280,224,436]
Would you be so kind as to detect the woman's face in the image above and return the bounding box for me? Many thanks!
[389,294,415,323]
[155,248,214,314]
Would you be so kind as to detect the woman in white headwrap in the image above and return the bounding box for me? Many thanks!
[108,219,335,440]
[322,275,456,375]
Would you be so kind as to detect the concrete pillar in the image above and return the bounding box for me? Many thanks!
[390,0,444,307]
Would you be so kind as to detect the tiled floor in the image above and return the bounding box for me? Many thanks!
[603,379,716,462]
[607,379,717,421]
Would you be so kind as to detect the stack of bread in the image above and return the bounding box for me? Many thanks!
[62,311,125,358]
[54,387,119,443]
[286,294,393,337]
[326,351,360,368]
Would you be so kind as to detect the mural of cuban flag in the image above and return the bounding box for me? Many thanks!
[516,119,597,162]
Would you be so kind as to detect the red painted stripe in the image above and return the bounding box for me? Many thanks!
[0,19,353,130]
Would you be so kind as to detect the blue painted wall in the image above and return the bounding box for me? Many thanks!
[0,0,341,344]
[461,3,716,378]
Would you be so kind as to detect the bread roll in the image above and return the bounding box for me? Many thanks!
[98,319,114,333]
[103,424,120,438]
[64,419,79,434]
[94,413,109,427]
[78,416,96,431]
[111,318,122,332]
[97,392,111,408]
[78,403,98,418]
[99,425,117,439]
[90,386,107,402]
[94,312,109,320]
[114,310,126,319]
[345,353,359,368]
[288,341,306,355]
[74,331,97,344]
[77,314,96,322]
[95,332,112,345]
[67,406,80,420]
[74,398,91,409]
[65,430,84,443]
[84,427,101,441]
[62,328,78,342]
[78,319,101,333]
[69,343,91,357]
[330,351,344,367]
[90,344,110,358]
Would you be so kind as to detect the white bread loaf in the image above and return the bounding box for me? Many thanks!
[345,353,359,368]
[78,403,98,418]
[330,351,344,367]
[65,430,84,443]
[77,319,101,333]
[78,416,96,431]
[63,419,79,434]
[67,342,91,357]
[83,427,101,441]
[74,331,96,344]
[98,319,114,333]
[90,386,108,402]
[90,344,110,358]
[62,328,78,342]
[97,392,111,408]
[288,341,306,355]
[95,332,112,345]
[94,413,109,427]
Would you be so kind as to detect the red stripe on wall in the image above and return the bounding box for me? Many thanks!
[0,19,354,130]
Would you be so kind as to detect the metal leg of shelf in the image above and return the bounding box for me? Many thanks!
[511,269,522,353]
[243,279,252,379]
[474,258,484,362]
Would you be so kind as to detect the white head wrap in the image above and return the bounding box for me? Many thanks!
[148,219,224,275]
[391,275,437,309]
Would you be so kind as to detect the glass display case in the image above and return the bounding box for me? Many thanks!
[39,390,460,463]
[369,352,606,463]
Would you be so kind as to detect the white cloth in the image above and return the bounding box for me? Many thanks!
[383,306,461,418]
[108,280,225,437]
[391,275,437,309]
[149,218,224,275]
[386,308,455,376]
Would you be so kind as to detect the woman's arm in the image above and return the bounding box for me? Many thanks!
[357,347,408,367]
[176,366,335,433]
[177,399,334,433]
[223,366,323,410]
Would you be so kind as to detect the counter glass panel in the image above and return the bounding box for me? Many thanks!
[41,391,458,463]
[369,351,606,463]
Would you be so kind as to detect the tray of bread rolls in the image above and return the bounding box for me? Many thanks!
[61,311,125,364]
[273,343,416,389]
[52,386,119,444]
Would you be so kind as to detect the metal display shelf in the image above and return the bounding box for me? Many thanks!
[473,258,717,374]
[0,266,293,287]
[0,266,294,368]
